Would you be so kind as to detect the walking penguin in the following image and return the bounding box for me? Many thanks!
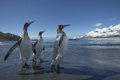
[51,25,70,73]
[32,30,45,63]
[4,21,34,68]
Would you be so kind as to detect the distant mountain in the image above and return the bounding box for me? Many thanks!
[69,24,120,40]
[83,24,120,38]
[0,31,20,41]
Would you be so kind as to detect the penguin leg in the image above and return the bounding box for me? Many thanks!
[25,63,30,66]
[57,64,60,73]
[32,58,36,62]
[22,64,26,68]
[51,65,57,72]
[39,58,43,63]
[21,58,28,68]
[51,65,54,70]
[22,63,29,68]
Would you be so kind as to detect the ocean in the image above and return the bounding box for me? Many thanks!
[0,38,120,80]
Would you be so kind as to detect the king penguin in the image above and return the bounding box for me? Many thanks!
[32,30,45,63]
[4,21,34,68]
[51,24,70,73]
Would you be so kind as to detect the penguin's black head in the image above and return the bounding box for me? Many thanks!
[39,30,45,36]
[57,25,70,30]
[23,21,34,30]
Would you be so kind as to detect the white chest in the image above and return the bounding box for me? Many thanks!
[19,37,32,54]
[35,39,44,51]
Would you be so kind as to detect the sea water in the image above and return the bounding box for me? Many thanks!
[0,38,120,73]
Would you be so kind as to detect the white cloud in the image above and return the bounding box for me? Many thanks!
[92,23,102,27]
[110,18,116,21]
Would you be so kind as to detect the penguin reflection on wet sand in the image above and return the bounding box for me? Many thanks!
[32,31,45,63]
[4,21,34,68]
[51,24,70,73]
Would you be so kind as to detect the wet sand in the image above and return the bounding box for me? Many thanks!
[0,59,120,80]
[0,61,93,80]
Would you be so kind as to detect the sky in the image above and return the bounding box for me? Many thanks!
[0,0,120,39]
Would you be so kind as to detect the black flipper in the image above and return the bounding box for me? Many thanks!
[52,34,64,62]
[4,38,22,61]
[33,40,38,54]
[34,40,38,47]
[33,49,36,54]
[32,44,36,54]
[58,35,64,47]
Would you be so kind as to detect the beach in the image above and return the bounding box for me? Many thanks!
[0,38,120,80]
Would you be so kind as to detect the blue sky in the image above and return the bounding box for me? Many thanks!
[0,0,120,39]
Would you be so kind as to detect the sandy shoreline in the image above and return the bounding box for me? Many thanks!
[0,60,120,80]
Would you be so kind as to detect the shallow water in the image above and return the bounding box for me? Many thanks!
[1,38,120,80]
